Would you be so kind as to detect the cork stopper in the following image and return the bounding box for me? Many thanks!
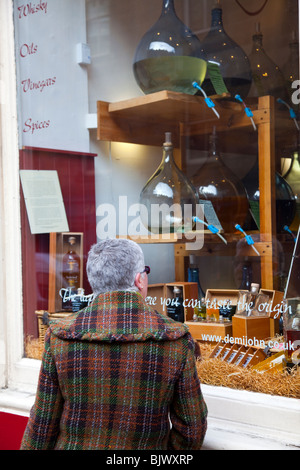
[250,283,260,293]
[164,132,172,146]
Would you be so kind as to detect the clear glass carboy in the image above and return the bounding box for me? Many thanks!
[133,0,207,95]
[139,132,198,234]
[199,2,252,98]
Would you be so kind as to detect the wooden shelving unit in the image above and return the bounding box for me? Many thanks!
[97,91,297,291]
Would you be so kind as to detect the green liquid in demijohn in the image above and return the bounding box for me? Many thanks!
[134,56,207,95]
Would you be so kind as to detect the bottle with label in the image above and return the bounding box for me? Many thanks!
[206,300,220,322]
[219,299,236,322]
[238,283,260,317]
[188,265,206,321]
[251,291,269,317]
[71,288,88,313]
[167,286,185,323]
[283,300,300,365]
[239,261,253,290]
[198,297,207,321]
[62,236,80,310]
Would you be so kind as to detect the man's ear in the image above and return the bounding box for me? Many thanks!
[134,272,144,291]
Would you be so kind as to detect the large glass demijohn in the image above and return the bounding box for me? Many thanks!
[133,0,207,95]
[248,23,288,101]
[281,33,299,111]
[199,2,252,98]
[192,128,249,233]
[242,159,296,233]
[282,151,300,230]
[139,132,198,234]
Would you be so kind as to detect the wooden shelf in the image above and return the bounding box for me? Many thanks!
[97,91,271,147]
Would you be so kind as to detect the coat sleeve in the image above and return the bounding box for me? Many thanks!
[168,334,207,450]
[20,329,63,450]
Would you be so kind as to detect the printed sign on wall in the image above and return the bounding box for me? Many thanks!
[14,0,90,152]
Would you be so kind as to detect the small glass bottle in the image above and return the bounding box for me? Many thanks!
[199,2,252,98]
[139,132,198,234]
[219,299,236,322]
[283,299,300,365]
[196,298,207,321]
[188,265,206,321]
[133,0,207,95]
[251,292,269,317]
[238,283,260,317]
[71,288,88,313]
[239,261,253,290]
[192,128,249,233]
[62,236,80,310]
[188,266,206,300]
[167,286,185,323]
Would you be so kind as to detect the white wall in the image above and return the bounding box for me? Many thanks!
[14,0,90,153]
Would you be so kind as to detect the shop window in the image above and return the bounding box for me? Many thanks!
[8,0,299,397]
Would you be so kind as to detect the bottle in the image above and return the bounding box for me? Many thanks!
[246,283,260,316]
[71,288,88,313]
[248,23,288,101]
[198,297,207,321]
[206,304,219,323]
[62,236,80,310]
[283,300,300,365]
[139,132,198,234]
[281,32,299,109]
[192,128,249,233]
[199,2,252,98]
[219,299,235,322]
[188,266,206,300]
[238,283,260,317]
[239,261,253,290]
[236,289,249,315]
[188,264,206,321]
[242,158,296,233]
[133,0,207,95]
[167,286,185,323]
[282,150,300,230]
[251,291,269,317]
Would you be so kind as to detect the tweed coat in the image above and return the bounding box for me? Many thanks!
[21,290,207,450]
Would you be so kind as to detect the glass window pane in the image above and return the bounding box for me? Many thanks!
[12,1,299,384]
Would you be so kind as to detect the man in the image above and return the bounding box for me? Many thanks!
[21,238,207,450]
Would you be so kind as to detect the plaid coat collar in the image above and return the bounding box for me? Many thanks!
[50,290,189,343]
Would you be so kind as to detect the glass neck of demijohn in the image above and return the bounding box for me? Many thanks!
[162,143,175,167]
[209,134,220,161]
[211,7,223,29]
[252,33,264,51]
[163,0,175,13]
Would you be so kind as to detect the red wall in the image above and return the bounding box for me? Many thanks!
[19,147,97,338]
[0,412,28,450]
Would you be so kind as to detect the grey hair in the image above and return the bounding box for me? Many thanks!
[86,238,145,295]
